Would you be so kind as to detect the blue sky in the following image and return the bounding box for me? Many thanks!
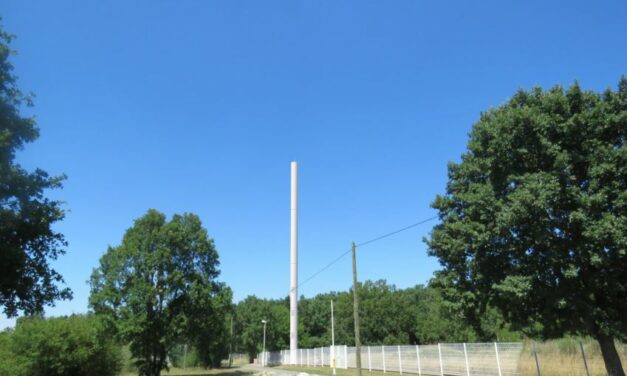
[2,1,626,329]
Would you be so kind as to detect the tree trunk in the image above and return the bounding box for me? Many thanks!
[596,332,625,376]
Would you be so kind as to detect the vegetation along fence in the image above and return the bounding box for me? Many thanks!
[261,342,523,376]
[228,353,249,366]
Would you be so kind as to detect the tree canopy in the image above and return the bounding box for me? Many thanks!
[230,279,514,361]
[89,209,231,376]
[427,79,626,375]
[0,20,71,317]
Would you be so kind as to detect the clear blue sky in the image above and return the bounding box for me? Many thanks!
[2,1,626,329]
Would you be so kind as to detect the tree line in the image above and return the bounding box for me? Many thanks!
[231,279,521,361]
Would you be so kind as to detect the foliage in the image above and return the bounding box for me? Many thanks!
[0,315,121,376]
[0,20,71,318]
[188,283,233,368]
[89,209,231,376]
[231,279,512,360]
[232,295,290,361]
[426,79,626,375]
[169,344,200,368]
[0,330,24,376]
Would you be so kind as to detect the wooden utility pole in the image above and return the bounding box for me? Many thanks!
[352,241,362,376]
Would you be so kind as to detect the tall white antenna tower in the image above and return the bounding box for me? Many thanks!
[290,161,298,364]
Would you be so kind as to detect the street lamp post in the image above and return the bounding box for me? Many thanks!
[261,320,267,367]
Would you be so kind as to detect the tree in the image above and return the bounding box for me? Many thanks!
[231,280,501,355]
[299,292,335,348]
[187,283,233,368]
[89,209,230,376]
[1,314,122,376]
[0,21,71,317]
[232,296,289,362]
[406,284,481,344]
[427,79,626,375]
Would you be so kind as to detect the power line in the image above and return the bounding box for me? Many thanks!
[289,215,439,294]
[295,248,352,292]
[356,215,438,248]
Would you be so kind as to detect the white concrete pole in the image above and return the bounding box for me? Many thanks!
[438,343,444,376]
[331,300,336,375]
[416,345,421,376]
[290,161,298,364]
[463,343,470,376]
[262,320,267,367]
[494,342,503,376]
[382,346,386,373]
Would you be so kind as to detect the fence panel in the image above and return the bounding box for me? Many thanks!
[260,342,523,376]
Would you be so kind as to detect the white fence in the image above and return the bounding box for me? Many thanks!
[261,342,523,376]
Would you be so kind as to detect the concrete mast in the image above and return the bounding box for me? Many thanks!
[290,161,298,364]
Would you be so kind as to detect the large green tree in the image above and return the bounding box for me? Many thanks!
[427,79,626,375]
[89,209,230,376]
[0,21,71,317]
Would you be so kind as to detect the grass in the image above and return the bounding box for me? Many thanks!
[121,367,253,376]
[518,338,627,376]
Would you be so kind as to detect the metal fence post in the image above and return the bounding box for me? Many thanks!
[382,346,386,373]
[438,343,444,376]
[580,341,590,376]
[532,341,542,376]
[368,346,372,372]
[494,342,503,376]
[416,345,422,376]
[463,343,470,376]
[322,347,325,367]
[398,345,403,375]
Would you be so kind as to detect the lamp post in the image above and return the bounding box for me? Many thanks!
[261,320,267,367]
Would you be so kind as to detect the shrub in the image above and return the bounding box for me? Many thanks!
[7,314,122,376]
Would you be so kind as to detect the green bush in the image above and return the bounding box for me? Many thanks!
[2,314,122,376]
[169,344,200,368]
[0,330,24,376]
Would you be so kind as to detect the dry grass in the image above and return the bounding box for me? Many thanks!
[517,339,627,376]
